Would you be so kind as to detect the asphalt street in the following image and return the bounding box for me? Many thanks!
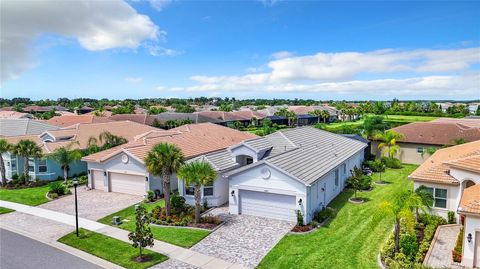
[0,228,103,269]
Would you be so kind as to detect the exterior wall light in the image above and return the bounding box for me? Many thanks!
[298,198,302,205]
[145,176,149,182]
[467,233,472,243]
[103,171,107,176]
[87,170,90,174]
[231,190,235,197]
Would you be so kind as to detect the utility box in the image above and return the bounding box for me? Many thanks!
[112,216,122,225]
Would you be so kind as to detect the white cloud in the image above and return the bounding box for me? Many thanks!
[1,0,160,82]
[125,77,143,83]
[145,44,183,57]
[271,50,294,59]
[258,0,281,7]
[148,0,173,11]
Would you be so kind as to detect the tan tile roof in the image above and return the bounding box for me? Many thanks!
[0,111,32,119]
[46,115,113,127]
[431,118,480,128]
[458,184,480,215]
[409,140,480,185]
[82,123,257,163]
[197,111,266,122]
[391,121,480,145]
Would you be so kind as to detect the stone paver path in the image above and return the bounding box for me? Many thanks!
[424,224,462,269]
[194,207,294,269]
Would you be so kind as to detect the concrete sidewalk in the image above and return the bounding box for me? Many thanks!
[0,200,245,269]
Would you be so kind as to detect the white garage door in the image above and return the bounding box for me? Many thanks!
[92,170,106,191]
[240,190,296,222]
[109,172,146,196]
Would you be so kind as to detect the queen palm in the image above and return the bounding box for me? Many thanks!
[375,130,405,159]
[12,139,43,183]
[0,139,13,186]
[145,143,184,216]
[178,161,217,223]
[49,143,82,183]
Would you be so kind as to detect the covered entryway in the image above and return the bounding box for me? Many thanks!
[108,172,146,196]
[91,170,106,191]
[239,190,296,222]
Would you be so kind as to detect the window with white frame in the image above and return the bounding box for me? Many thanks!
[417,147,424,153]
[38,159,47,173]
[185,184,195,196]
[334,169,339,187]
[203,182,213,196]
[424,187,447,208]
[28,158,35,173]
[11,155,17,174]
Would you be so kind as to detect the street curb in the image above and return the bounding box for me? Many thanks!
[0,224,124,269]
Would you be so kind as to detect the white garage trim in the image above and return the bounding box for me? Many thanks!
[108,172,147,196]
[239,190,297,222]
[234,184,301,196]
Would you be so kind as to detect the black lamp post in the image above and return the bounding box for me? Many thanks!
[73,178,79,237]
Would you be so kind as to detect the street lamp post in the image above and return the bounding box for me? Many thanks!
[73,178,79,237]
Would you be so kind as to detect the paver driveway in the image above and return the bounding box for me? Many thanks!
[192,206,294,269]
[39,187,143,220]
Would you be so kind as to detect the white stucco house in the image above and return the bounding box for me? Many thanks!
[409,140,480,268]
[221,127,367,224]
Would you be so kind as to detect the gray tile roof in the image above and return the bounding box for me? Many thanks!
[190,150,240,172]
[0,119,60,137]
[226,127,367,185]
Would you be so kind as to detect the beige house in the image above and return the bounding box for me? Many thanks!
[371,118,480,164]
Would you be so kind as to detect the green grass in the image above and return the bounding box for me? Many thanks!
[258,164,418,269]
[0,183,55,206]
[58,229,167,269]
[98,200,210,248]
[0,207,14,214]
[379,114,440,122]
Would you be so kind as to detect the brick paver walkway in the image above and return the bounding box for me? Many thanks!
[424,224,462,269]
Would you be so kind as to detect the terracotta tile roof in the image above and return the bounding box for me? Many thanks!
[82,123,257,163]
[46,115,113,127]
[458,184,480,215]
[409,140,480,185]
[197,111,266,122]
[109,114,152,125]
[0,111,32,119]
[391,121,480,145]
[431,118,480,128]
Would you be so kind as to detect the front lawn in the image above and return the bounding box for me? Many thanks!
[258,164,418,269]
[0,207,14,214]
[58,229,167,269]
[98,200,210,248]
[0,183,53,206]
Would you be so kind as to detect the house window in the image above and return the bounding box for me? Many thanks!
[417,147,424,153]
[185,185,195,196]
[334,169,339,187]
[424,187,447,208]
[343,163,347,174]
[38,159,47,173]
[10,156,17,174]
[246,157,253,165]
[203,182,214,196]
[28,158,35,173]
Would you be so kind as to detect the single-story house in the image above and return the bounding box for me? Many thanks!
[81,123,256,196]
[197,110,267,127]
[2,121,157,181]
[371,119,480,164]
[224,127,367,224]
[108,112,223,127]
[75,106,94,115]
[0,111,33,119]
[0,119,60,137]
[265,115,289,126]
[46,115,113,127]
[408,140,480,268]
[288,105,339,123]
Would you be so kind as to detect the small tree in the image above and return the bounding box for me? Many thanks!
[347,166,363,200]
[128,205,154,262]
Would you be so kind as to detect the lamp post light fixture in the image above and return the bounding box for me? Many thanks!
[467,233,472,243]
[73,178,79,237]
[298,198,303,206]
[231,190,235,197]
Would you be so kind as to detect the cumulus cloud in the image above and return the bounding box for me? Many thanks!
[145,44,184,57]
[1,0,160,82]
[125,77,143,83]
[271,50,294,59]
[148,0,173,11]
[166,47,480,98]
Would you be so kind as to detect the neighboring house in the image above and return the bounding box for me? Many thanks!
[0,119,59,136]
[288,105,339,123]
[457,184,480,268]
[75,106,94,115]
[22,105,68,113]
[408,141,480,268]
[371,119,480,164]
[81,123,256,196]
[108,112,222,127]
[468,103,479,115]
[0,111,33,119]
[2,121,157,181]
[197,111,267,127]
[265,115,289,126]
[224,127,367,224]
[46,115,113,127]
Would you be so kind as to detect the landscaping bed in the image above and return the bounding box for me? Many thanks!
[58,228,167,269]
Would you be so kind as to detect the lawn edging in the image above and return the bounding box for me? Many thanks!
[151,221,224,232]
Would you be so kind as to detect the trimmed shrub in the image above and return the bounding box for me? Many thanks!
[381,157,403,169]
[448,211,456,224]
[400,233,419,260]
[146,190,155,202]
[314,207,335,223]
[49,182,67,195]
[170,193,186,213]
[360,175,373,190]
[452,228,463,263]
[296,210,304,226]
[364,159,385,172]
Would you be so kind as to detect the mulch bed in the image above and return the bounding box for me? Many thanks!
[291,225,314,233]
[132,254,153,263]
[348,197,365,204]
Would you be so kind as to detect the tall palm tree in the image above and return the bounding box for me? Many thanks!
[320,110,330,123]
[49,143,82,183]
[144,143,184,216]
[0,139,13,185]
[309,109,323,124]
[99,131,127,148]
[178,161,217,223]
[12,139,43,183]
[375,130,405,159]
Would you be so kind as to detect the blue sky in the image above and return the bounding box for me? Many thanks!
[1,0,479,100]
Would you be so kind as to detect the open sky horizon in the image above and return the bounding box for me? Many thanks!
[1,0,479,101]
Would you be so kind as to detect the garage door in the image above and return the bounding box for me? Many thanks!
[239,190,296,222]
[109,172,146,196]
[92,170,106,191]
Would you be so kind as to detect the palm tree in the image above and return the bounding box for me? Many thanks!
[144,143,184,216]
[309,109,323,124]
[99,131,127,149]
[12,139,43,183]
[414,186,434,220]
[0,139,13,185]
[375,130,405,159]
[178,161,217,223]
[379,191,415,253]
[49,143,82,183]
[320,110,330,123]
